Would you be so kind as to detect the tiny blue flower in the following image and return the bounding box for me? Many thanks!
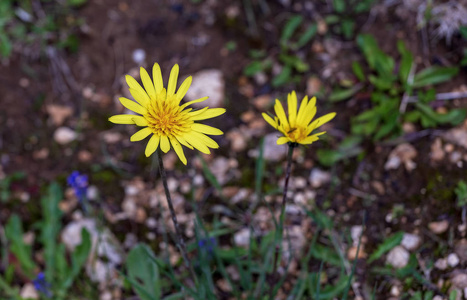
[198,237,216,255]
[67,171,88,203]
[33,272,52,298]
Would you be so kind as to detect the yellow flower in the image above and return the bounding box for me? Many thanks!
[262,91,335,145]
[109,63,225,165]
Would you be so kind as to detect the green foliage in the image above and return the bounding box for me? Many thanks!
[328,0,375,39]
[125,244,161,300]
[348,34,464,141]
[0,0,87,59]
[0,171,26,202]
[3,182,91,299]
[455,180,467,207]
[368,231,404,263]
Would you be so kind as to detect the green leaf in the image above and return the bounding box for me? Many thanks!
[413,66,458,88]
[329,85,363,102]
[310,244,341,266]
[369,75,393,90]
[272,65,292,87]
[352,61,365,82]
[294,24,317,49]
[126,244,161,300]
[459,26,467,39]
[0,31,12,58]
[5,215,35,276]
[305,208,333,229]
[61,228,91,290]
[397,40,414,85]
[281,15,303,44]
[41,182,63,282]
[415,103,466,126]
[368,231,404,263]
[67,0,88,7]
[333,0,346,13]
[243,61,264,76]
[341,19,355,39]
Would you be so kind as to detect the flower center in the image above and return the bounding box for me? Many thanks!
[286,126,307,142]
[144,90,192,137]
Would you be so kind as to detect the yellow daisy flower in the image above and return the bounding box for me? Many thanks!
[262,91,335,145]
[109,63,225,165]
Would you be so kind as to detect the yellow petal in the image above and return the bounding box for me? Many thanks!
[287,91,298,128]
[190,108,225,121]
[129,88,150,107]
[300,133,324,144]
[130,127,152,142]
[262,113,278,129]
[109,114,135,124]
[274,99,289,129]
[192,123,223,135]
[145,135,160,157]
[190,131,219,148]
[277,137,289,145]
[176,76,192,103]
[300,106,317,127]
[184,132,211,154]
[175,135,194,150]
[296,96,309,125]
[160,135,170,153]
[140,67,156,100]
[119,97,147,115]
[132,116,148,126]
[180,97,208,110]
[167,64,179,97]
[152,63,164,94]
[309,112,336,130]
[169,136,187,165]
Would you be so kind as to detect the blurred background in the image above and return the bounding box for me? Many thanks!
[1,0,467,299]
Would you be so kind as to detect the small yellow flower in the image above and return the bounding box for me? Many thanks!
[109,63,225,165]
[262,91,335,145]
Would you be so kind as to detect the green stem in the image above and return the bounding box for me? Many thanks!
[157,149,197,284]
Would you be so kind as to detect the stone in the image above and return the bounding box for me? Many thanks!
[447,253,460,267]
[132,49,146,64]
[20,283,39,299]
[429,220,449,234]
[385,143,417,171]
[234,228,250,247]
[451,273,467,289]
[386,246,409,269]
[434,258,448,270]
[261,133,287,161]
[46,105,73,126]
[350,226,363,245]
[401,233,421,251]
[309,168,331,188]
[185,69,224,108]
[54,127,77,145]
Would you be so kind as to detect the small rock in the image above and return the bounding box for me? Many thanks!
[451,273,467,289]
[390,285,400,297]
[430,138,445,162]
[386,246,409,269]
[185,69,224,108]
[429,220,449,234]
[447,253,460,267]
[309,168,331,188]
[435,258,448,270]
[261,133,287,161]
[385,143,417,171]
[33,148,49,160]
[306,76,322,96]
[226,129,247,152]
[234,228,250,247]
[252,94,272,110]
[401,233,421,251]
[210,157,231,185]
[20,283,39,299]
[102,131,122,144]
[432,296,443,300]
[54,127,77,145]
[100,290,113,300]
[442,126,467,150]
[455,239,467,263]
[350,225,363,245]
[132,49,146,64]
[347,245,367,259]
[46,104,73,126]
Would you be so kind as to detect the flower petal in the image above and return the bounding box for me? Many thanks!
[119,97,147,115]
[190,131,219,148]
[277,137,289,145]
[192,123,223,135]
[140,67,156,100]
[308,112,336,130]
[184,132,211,154]
[274,99,289,129]
[262,113,278,129]
[167,64,179,97]
[129,88,150,108]
[175,135,194,150]
[169,136,187,165]
[109,114,135,124]
[180,97,208,110]
[132,116,148,127]
[152,63,164,94]
[296,96,309,124]
[130,127,152,142]
[287,91,298,128]
[190,108,225,121]
[176,76,192,103]
[145,135,160,157]
[160,135,170,153]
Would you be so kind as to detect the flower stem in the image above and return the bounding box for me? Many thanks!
[268,143,295,297]
[157,149,197,284]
